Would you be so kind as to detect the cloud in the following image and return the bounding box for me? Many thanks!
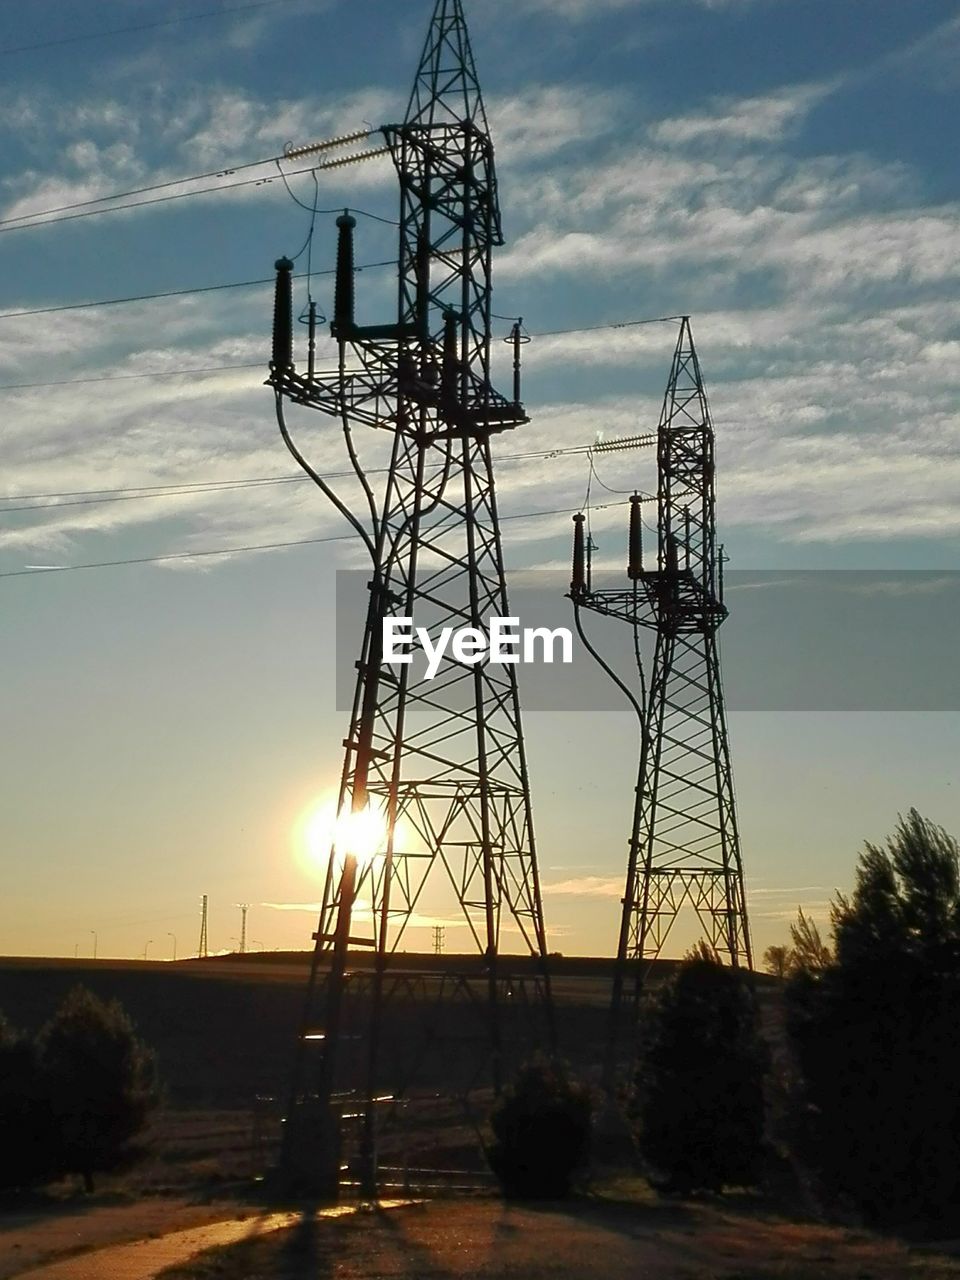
[3,53,958,572]
[261,901,323,912]
[542,875,623,897]
[849,576,958,598]
[489,85,625,164]
[747,885,832,897]
[753,902,833,922]
[506,0,784,15]
[650,83,835,147]
[0,83,399,229]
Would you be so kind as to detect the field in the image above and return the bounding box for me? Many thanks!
[1,955,953,1280]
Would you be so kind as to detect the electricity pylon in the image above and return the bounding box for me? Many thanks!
[569,318,752,1082]
[197,895,208,960]
[269,0,552,1193]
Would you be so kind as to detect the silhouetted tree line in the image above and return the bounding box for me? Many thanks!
[622,808,960,1236]
[0,985,159,1193]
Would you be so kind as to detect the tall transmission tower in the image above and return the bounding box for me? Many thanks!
[269,0,552,1193]
[570,318,752,1078]
[237,904,249,955]
[198,894,208,959]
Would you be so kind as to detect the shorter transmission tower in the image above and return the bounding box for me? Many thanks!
[432,926,445,956]
[569,318,752,1080]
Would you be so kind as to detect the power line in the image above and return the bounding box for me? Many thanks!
[0,162,288,232]
[536,315,684,337]
[0,477,307,515]
[0,152,397,236]
[0,445,612,513]
[0,161,394,236]
[0,500,629,580]
[0,0,302,59]
[0,361,266,392]
[0,260,393,321]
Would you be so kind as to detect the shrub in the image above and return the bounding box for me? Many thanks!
[0,1013,59,1191]
[487,1057,592,1198]
[38,986,160,1192]
[630,949,768,1194]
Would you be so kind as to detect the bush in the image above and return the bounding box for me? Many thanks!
[38,986,160,1192]
[0,1013,59,1191]
[630,948,768,1194]
[787,810,960,1232]
[487,1057,592,1198]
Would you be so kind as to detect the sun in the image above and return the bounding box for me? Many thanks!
[298,794,390,877]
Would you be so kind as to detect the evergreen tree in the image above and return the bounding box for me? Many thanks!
[631,950,768,1193]
[787,810,960,1231]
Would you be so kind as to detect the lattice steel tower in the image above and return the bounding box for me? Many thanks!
[570,318,751,1073]
[268,0,552,1191]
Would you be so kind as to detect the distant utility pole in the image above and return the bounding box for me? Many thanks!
[89,929,98,960]
[198,895,209,959]
[237,904,249,955]
[432,926,445,956]
[167,932,177,962]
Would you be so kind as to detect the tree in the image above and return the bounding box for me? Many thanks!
[38,987,160,1192]
[487,1057,592,1198]
[788,908,831,974]
[0,1013,58,1191]
[763,945,790,978]
[631,949,768,1194]
[787,810,960,1232]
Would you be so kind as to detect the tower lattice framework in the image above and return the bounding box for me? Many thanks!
[268,0,552,1189]
[570,318,751,1069]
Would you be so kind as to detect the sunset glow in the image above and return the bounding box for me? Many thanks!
[299,795,389,875]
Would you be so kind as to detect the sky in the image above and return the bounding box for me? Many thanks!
[1,0,959,961]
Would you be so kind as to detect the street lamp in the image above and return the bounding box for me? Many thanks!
[167,932,177,962]
[89,930,98,960]
[143,939,153,961]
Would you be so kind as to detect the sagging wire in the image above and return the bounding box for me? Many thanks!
[274,390,376,564]
[572,600,645,724]
[338,360,380,544]
[273,160,400,226]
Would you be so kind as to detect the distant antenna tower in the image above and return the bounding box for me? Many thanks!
[237,904,249,955]
[432,926,445,956]
[198,894,209,959]
[570,317,752,1081]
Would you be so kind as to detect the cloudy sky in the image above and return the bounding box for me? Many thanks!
[1,0,958,961]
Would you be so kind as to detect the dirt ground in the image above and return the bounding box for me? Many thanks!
[156,1196,960,1280]
[0,1195,257,1280]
